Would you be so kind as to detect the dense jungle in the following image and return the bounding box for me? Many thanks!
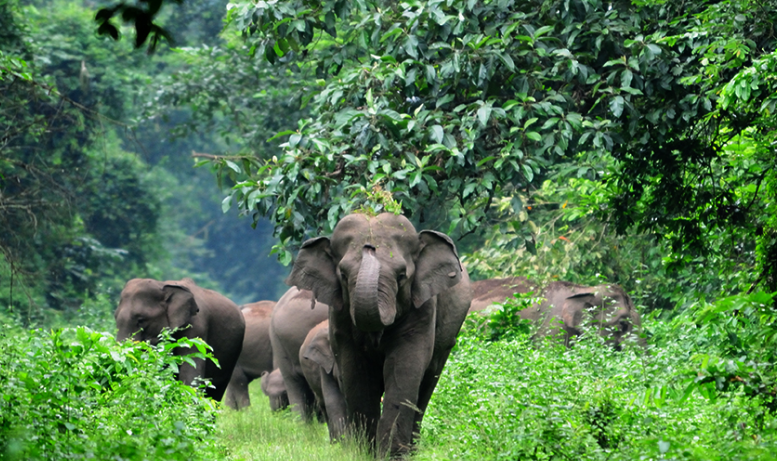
[1,0,777,459]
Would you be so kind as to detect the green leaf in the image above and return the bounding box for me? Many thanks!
[610,96,625,117]
[526,131,541,142]
[430,125,445,143]
[404,35,419,59]
[436,93,455,108]
[477,105,492,127]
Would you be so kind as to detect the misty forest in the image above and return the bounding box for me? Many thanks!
[1,0,777,459]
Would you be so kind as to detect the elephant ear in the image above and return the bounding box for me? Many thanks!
[285,236,342,310]
[411,230,463,308]
[561,293,593,333]
[303,329,335,375]
[163,284,198,331]
[261,369,287,396]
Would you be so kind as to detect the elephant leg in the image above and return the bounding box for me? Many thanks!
[335,336,383,448]
[411,349,451,440]
[224,366,250,410]
[377,319,435,457]
[321,370,347,441]
[282,371,316,421]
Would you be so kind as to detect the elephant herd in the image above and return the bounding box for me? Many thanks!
[113,212,644,458]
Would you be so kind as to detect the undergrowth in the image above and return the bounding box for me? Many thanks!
[0,327,224,460]
[416,290,777,460]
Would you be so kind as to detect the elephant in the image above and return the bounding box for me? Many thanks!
[299,320,346,441]
[536,281,645,349]
[286,212,472,458]
[224,300,276,410]
[469,276,537,313]
[469,278,644,349]
[114,278,245,402]
[260,368,289,411]
[269,286,329,420]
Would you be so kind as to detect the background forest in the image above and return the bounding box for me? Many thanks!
[0,0,291,328]
[2,0,777,459]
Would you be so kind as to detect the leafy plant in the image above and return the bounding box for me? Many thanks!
[0,326,225,460]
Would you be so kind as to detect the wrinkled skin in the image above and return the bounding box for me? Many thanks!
[224,300,276,410]
[114,278,245,401]
[300,320,346,441]
[260,368,289,411]
[269,287,329,420]
[470,278,644,349]
[287,213,472,458]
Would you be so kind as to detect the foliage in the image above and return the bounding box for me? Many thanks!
[0,326,225,460]
[418,295,777,460]
[1,0,291,324]
[460,291,540,342]
[184,0,776,302]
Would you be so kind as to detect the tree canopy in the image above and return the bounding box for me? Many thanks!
[183,0,775,297]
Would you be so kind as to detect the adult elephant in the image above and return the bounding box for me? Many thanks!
[224,300,276,410]
[260,368,289,411]
[299,320,346,441]
[537,281,645,349]
[269,287,329,420]
[286,212,472,457]
[114,278,245,402]
[470,278,644,349]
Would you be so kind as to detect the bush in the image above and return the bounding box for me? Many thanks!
[418,293,777,460]
[0,326,226,460]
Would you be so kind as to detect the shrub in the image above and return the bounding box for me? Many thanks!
[419,293,777,460]
[0,326,225,460]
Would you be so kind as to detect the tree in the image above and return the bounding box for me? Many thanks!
[190,0,774,298]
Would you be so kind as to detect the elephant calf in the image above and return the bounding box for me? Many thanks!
[260,368,289,411]
[114,278,245,402]
[300,320,346,441]
[224,300,276,410]
[470,278,645,349]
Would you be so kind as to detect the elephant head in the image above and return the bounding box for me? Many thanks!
[302,324,336,377]
[260,369,289,411]
[114,278,199,344]
[559,285,643,349]
[286,213,462,333]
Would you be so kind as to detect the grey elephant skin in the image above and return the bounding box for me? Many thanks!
[224,300,276,410]
[260,368,289,411]
[114,278,245,401]
[269,287,329,420]
[469,276,537,314]
[300,320,346,441]
[470,278,645,349]
[287,213,472,458]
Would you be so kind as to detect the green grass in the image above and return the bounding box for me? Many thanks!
[217,383,373,461]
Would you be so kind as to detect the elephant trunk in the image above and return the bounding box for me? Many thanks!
[351,245,395,332]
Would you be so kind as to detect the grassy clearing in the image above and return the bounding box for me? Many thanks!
[217,383,373,461]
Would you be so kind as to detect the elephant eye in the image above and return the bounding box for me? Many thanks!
[619,320,630,332]
[339,271,348,283]
[397,271,407,282]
